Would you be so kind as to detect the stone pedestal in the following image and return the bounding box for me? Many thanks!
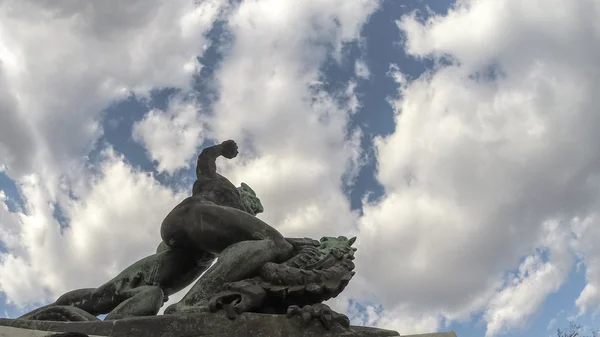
[0,313,458,337]
[0,312,397,337]
[402,333,457,337]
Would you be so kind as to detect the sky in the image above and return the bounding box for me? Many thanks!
[1,0,600,337]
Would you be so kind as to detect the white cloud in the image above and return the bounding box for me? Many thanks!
[133,95,207,175]
[355,59,370,79]
[573,215,600,316]
[484,221,575,337]
[0,191,22,252]
[372,309,441,335]
[0,0,225,179]
[353,0,600,335]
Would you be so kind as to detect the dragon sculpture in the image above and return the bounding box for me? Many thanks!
[209,236,357,328]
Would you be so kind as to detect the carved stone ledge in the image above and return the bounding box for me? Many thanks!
[0,312,400,337]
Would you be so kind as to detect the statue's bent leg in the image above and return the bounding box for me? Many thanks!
[55,286,122,316]
[18,285,125,321]
[164,238,291,314]
[105,286,164,320]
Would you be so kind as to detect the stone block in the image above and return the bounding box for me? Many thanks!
[0,313,400,337]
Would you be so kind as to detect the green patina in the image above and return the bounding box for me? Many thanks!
[237,182,264,215]
[318,236,357,259]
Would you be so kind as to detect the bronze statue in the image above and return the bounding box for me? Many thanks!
[18,140,356,329]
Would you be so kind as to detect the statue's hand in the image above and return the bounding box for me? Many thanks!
[220,140,238,159]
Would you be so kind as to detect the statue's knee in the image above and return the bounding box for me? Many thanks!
[160,206,201,249]
[160,220,188,248]
[129,286,164,309]
[144,286,164,303]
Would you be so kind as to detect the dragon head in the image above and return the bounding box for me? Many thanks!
[238,182,264,216]
[318,236,357,260]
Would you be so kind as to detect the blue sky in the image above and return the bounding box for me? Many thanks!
[1,1,600,337]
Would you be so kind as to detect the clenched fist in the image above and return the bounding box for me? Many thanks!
[220,140,238,159]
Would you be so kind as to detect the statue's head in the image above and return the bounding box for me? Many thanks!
[237,182,264,216]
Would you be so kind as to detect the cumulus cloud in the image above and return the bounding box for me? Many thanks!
[133,95,207,174]
[484,221,575,336]
[0,0,225,179]
[353,0,600,335]
[573,215,600,316]
[0,190,22,252]
[335,293,442,335]
[0,70,36,175]
[355,59,370,80]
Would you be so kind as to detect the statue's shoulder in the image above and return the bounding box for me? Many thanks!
[193,174,236,194]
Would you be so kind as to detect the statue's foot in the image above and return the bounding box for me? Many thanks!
[163,302,210,315]
[286,303,350,330]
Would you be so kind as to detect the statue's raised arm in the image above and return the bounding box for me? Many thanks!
[196,140,238,178]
